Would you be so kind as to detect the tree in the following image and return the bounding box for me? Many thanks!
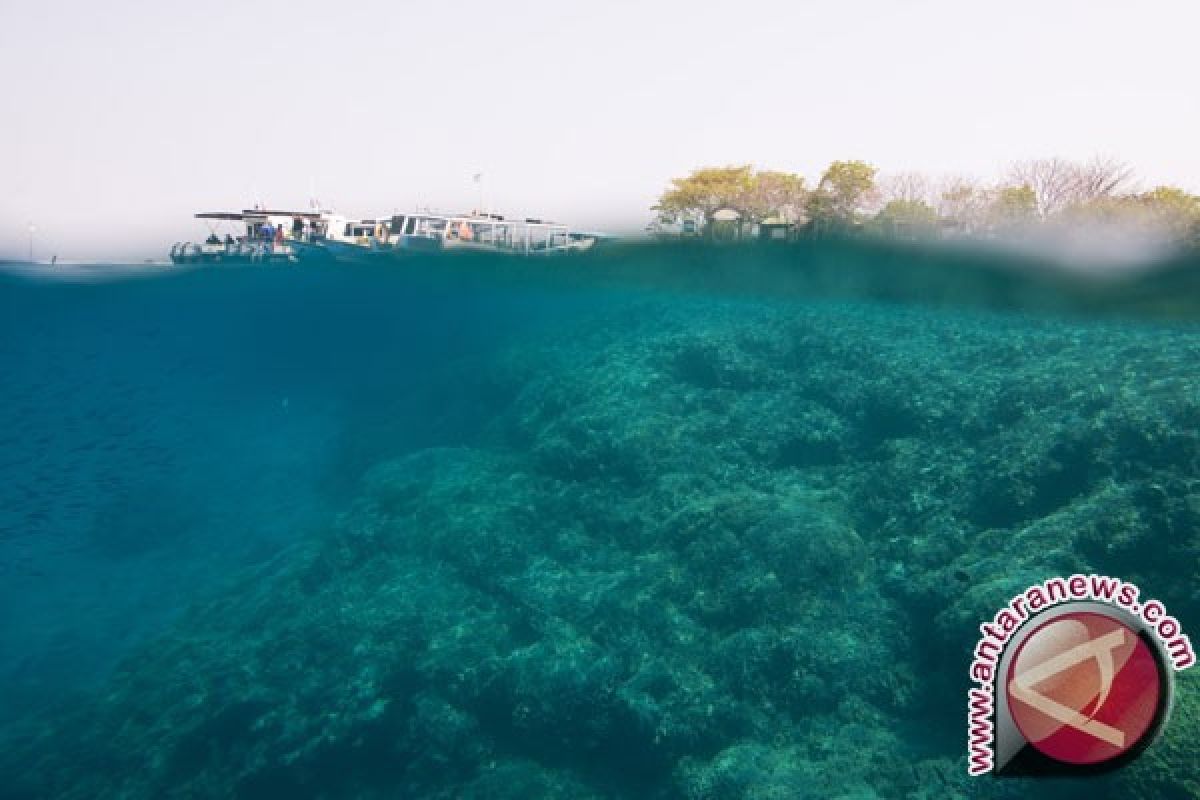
[936,178,990,236]
[1005,158,1077,217]
[1073,156,1136,204]
[740,170,807,224]
[806,160,878,235]
[1005,156,1134,218]
[879,172,933,206]
[1052,186,1199,246]
[655,165,755,229]
[873,199,939,238]
[987,185,1038,231]
[655,166,805,236]
[1137,186,1200,242]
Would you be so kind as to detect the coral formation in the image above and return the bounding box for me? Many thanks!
[1,294,1197,799]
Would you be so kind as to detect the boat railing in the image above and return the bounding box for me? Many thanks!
[391,216,578,256]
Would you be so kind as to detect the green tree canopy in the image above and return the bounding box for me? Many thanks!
[653,158,1198,248]
[655,166,806,233]
[806,160,878,234]
[988,185,1038,230]
[1058,186,1200,240]
[1139,186,1200,241]
[655,165,754,224]
[873,199,939,238]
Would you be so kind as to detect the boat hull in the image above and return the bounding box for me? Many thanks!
[169,242,295,266]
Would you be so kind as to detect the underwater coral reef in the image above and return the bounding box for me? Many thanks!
[1,290,1197,799]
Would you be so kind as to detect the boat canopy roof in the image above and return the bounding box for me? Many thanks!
[195,209,327,221]
[399,211,566,228]
[244,209,327,219]
[195,211,248,221]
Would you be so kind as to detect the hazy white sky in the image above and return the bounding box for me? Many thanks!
[1,0,1197,260]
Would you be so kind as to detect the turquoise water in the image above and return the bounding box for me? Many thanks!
[0,244,1196,798]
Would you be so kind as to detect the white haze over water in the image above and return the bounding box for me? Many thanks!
[1,0,1198,261]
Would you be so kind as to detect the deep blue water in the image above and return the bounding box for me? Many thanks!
[0,264,605,719]
[0,245,1197,799]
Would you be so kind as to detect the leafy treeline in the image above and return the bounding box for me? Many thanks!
[654,158,1200,245]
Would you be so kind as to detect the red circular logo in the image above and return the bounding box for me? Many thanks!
[1006,611,1163,765]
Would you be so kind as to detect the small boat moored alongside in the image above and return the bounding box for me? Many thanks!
[170,209,331,265]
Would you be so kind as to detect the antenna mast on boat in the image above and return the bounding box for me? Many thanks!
[473,172,484,215]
